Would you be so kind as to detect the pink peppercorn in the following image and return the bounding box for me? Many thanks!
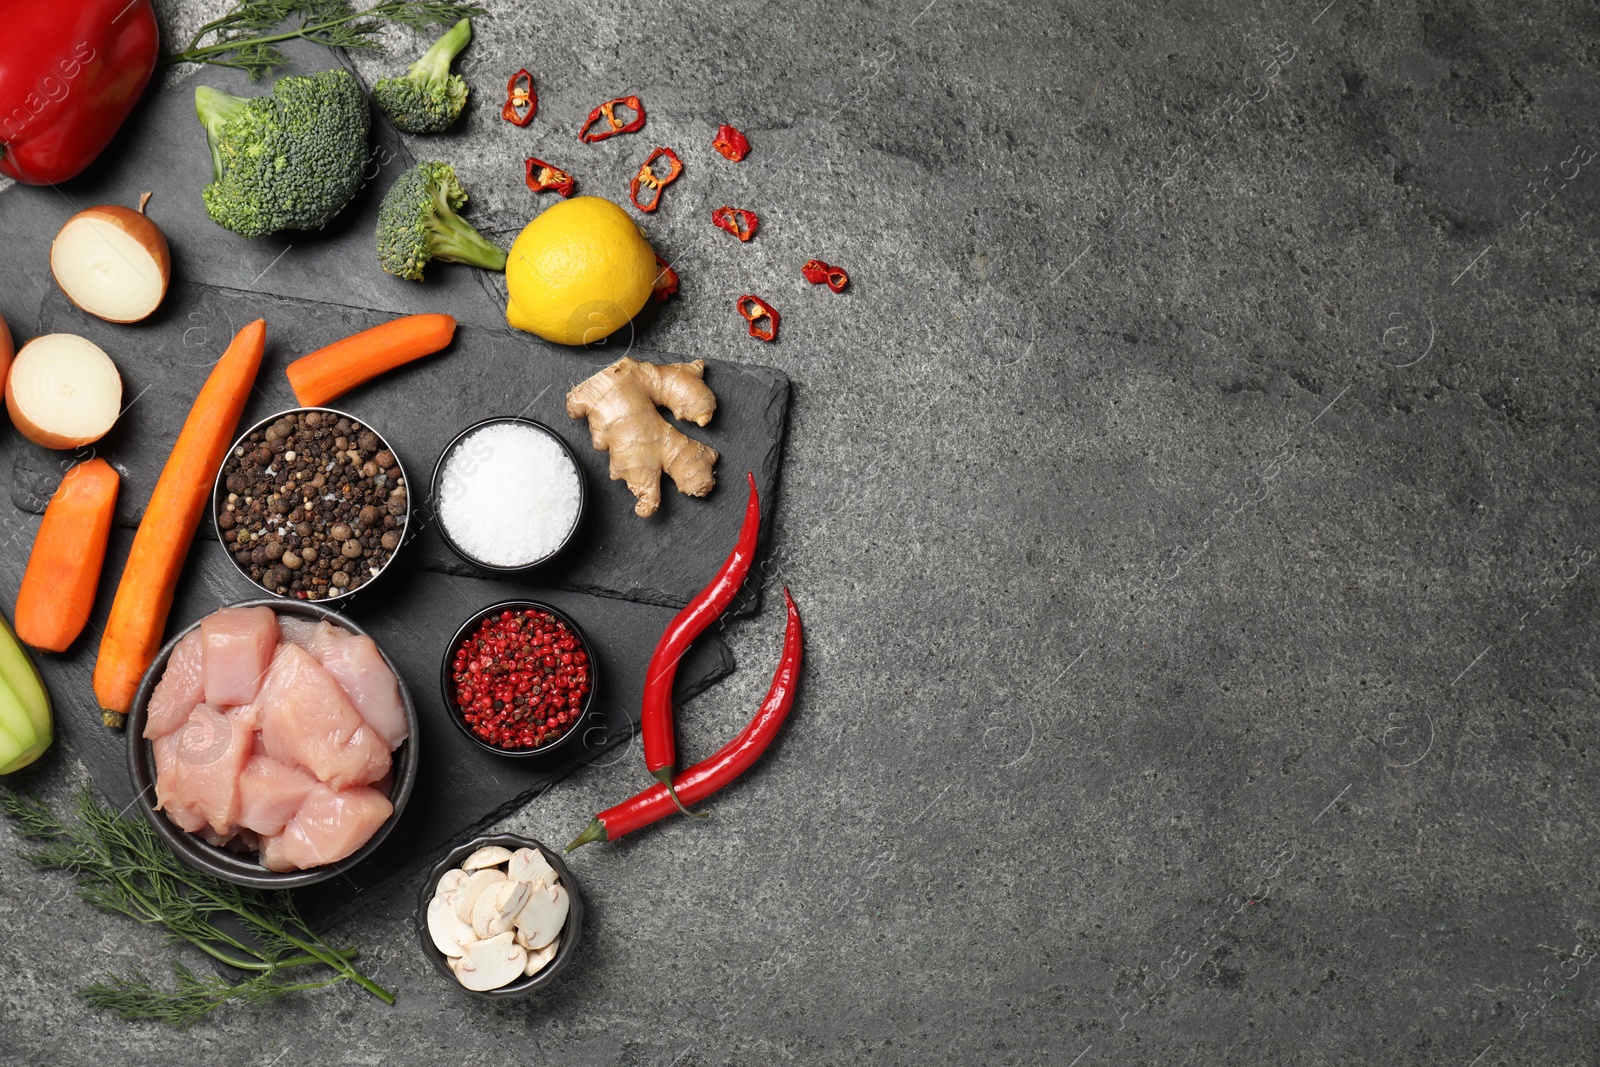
[450,609,591,750]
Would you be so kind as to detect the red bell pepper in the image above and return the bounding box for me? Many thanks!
[0,0,160,185]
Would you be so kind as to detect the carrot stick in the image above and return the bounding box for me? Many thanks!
[0,311,13,384]
[285,313,456,407]
[15,458,120,653]
[92,319,266,728]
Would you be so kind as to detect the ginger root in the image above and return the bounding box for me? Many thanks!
[565,357,718,517]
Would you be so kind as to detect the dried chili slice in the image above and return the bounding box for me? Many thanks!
[652,253,679,301]
[502,70,537,127]
[628,147,683,213]
[736,295,778,342]
[525,157,575,198]
[711,206,759,242]
[712,123,750,161]
[578,94,645,142]
[801,258,849,293]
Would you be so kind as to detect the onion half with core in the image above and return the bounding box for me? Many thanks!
[5,334,123,449]
[50,198,171,324]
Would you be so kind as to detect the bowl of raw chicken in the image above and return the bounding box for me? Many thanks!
[126,598,419,888]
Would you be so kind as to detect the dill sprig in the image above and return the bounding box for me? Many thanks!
[166,1,487,80]
[0,786,394,1027]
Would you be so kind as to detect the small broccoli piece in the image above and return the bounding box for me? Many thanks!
[372,18,472,135]
[376,161,507,281]
[195,69,371,238]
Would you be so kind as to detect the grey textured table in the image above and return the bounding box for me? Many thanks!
[2,1,1598,1064]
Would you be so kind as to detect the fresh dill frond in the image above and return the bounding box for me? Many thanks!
[0,785,393,1026]
[166,1,487,79]
[81,961,341,1029]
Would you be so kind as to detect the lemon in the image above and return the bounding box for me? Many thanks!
[504,196,657,346]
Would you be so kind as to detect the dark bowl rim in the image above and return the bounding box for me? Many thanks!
[211,405,413,607]
[438,599,598,760]
[414,832,585,998]
[427,415,588,574]
[125,597,420,889]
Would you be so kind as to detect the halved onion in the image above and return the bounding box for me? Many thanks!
[50,195,171,324]
[5,334,123,450]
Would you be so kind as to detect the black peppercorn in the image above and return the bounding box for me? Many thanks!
[217,410,406,598]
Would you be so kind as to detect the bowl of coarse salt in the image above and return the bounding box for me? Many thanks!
[430,417,587,573]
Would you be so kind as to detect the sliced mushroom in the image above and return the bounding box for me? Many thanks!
[507,847,558,886]
[427,895,478,958]
[472,878,532,939]
[434,868,468,901]
[453,867,508,923]
[462,845,514,871]
[454,931,528,991]
[512,881,569,950]
[523,936,560,977]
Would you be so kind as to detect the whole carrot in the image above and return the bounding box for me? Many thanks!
[285,312,456,407]
[93,319,266,727]
[15,458,120,652]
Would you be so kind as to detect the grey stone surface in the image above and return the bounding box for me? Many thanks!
[3,0,1600,1064]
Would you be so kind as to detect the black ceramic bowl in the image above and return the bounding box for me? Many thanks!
[429,416,587,574]
[213,406,412,607]
[125,598,420,889]
[415,833,585,999]
[439,599,598,759]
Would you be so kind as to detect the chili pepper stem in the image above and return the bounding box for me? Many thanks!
[654,767,710,819]
[564,819,607,853]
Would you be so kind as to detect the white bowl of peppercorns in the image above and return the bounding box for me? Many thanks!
[213,407,411,605]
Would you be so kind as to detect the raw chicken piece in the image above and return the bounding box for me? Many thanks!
[201,828,237,849]
[152,704,254,836]
[201,605,280,706]
[257,783,393,872]
[252,644,391,789]
[304,622,409,749]
[277,615,320,650]
[145,631,204,740]
[236,755,319,836]
[151,732,209,834]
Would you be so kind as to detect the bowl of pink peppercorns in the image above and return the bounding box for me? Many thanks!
[440,601,597,756]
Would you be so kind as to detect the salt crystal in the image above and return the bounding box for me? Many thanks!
[437,422,582,567]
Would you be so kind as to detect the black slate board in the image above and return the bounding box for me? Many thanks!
[0,36,789,926]
[10,280,789,612]
[0,521,732,927]
[0,40,791,615]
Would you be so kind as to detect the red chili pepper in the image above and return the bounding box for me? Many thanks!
[566,587,802,851]
[502,70,536,127]
[712,123,750,162]
[711,206,759,242]
[638,473,759,813]
[578,94,645,142]
[652,253,679,301]
[801,258,849,293]
[0,0,160,185]
[737,295,779,342]
[524,157,575,197]
[628,146,683,213]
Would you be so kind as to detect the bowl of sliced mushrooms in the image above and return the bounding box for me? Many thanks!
[416,833,584,996]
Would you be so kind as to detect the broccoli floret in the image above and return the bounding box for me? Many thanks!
[375,161,506,281]
[195,69,371,238]
[372,18,472,134]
